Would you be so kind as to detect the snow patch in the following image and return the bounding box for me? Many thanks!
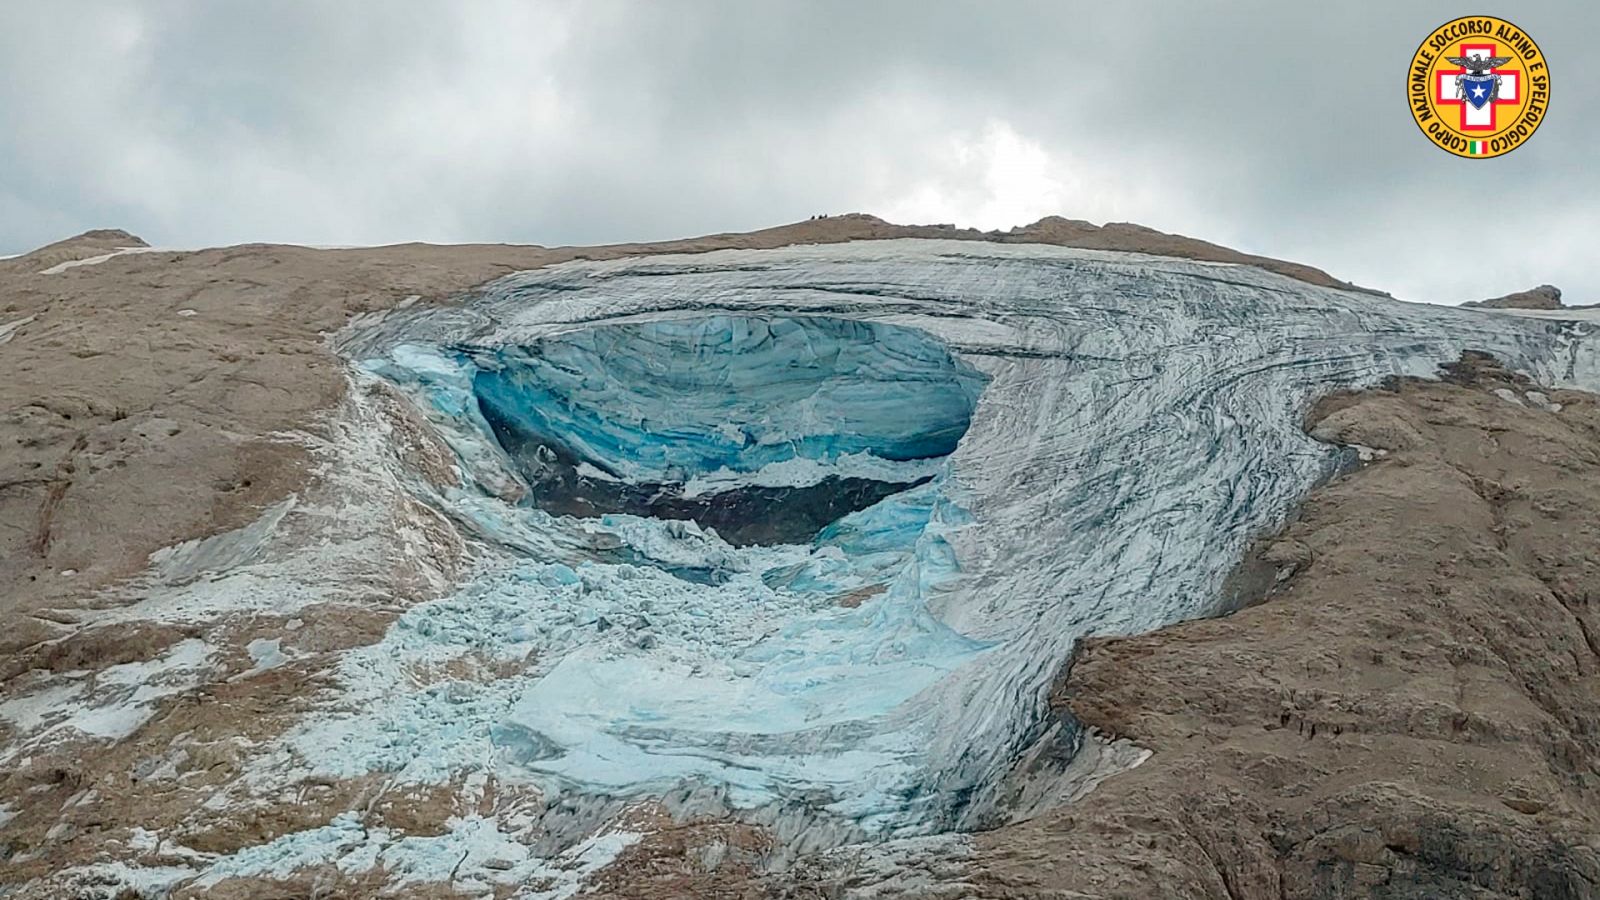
[229,638,291,682]
[59,861,198,900]
[1493,387,1525,406]
[1526,390,1563,412]
[680,451,948,499]
[190,811,640,896]
[0,314,36,345]
[0,639,215,760]
[37,246,164,275]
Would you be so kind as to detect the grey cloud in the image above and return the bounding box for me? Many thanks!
[1,0,1593,303]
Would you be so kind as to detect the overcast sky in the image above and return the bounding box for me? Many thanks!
[2,1,1594,304]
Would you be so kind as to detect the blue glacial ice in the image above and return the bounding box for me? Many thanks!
[302,239,1600,847]
[470,316,985,483]
[316,308,997,841]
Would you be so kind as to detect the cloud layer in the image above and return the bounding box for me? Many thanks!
[2,1,1594,303]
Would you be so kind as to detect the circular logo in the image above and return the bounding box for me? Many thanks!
[1407,16,1550,158]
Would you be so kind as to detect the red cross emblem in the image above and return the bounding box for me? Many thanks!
[1435,43,1520,131]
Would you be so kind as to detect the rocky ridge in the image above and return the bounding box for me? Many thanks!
[1463,284,1566,310]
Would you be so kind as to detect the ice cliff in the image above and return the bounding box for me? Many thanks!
[289,239,1599,850]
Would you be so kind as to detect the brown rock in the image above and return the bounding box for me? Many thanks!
[1462,283,1564,309]
[966,352,1600,899]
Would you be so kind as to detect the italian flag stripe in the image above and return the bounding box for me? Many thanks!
[1469,140,1486,155]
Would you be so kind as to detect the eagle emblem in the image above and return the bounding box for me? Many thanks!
[1447,53,1511,109]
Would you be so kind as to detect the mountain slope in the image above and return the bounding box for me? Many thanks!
[1,221,1594,898]
[965,353,1600,899]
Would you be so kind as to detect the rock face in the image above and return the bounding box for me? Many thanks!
[1463,283,1565,309]
[967,352,1600,899]
[2,220,1598,898]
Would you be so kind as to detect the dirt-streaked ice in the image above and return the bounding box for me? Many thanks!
[286,240,1600,846]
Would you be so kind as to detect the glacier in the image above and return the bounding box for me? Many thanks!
[256,238,1600,856]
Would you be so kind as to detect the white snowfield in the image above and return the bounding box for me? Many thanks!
[21,239,1600,892]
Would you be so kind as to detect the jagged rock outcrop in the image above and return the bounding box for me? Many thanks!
[1463,283,1565,310]
[1002,215,1365,291]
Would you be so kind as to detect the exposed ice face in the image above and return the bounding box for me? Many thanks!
[366,316,984,548]
[474,316,984,545]
[310,309,992,845]
[471,316,985,483]
[309,240,1592,848]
